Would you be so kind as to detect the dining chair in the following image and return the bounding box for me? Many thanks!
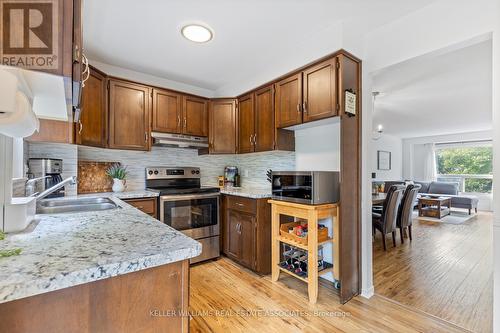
[372,186,404,251]
[396,184,421,243]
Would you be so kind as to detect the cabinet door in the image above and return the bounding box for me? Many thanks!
[238,211,256,270]
[226,210,241,261]
[152,89,182,134]
[238,94,255,154]
[76,67,107,147]
[254,85,275,152]
[209,99,237,154]
[275,73,302,128]
[303,58,338,122]
[183,96,208,137]
[108,80,151,151]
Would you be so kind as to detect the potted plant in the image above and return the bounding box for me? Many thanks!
[105,164,128,193]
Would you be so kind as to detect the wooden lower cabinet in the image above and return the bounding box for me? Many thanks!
[0,260,190,333]
[222,195,271,274]
[123,197,157,218]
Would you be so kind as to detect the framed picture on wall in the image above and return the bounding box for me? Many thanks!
[377,150,391,170]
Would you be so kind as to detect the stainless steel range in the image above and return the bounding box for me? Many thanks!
[146,167,220,264]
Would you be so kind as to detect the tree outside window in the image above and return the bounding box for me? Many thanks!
[435,146,493,193]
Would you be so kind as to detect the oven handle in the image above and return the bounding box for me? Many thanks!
[160,193,221,201]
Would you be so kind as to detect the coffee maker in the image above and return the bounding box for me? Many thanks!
[28,158,65,198]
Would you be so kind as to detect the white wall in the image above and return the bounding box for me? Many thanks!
[492,3,500,330]
[293,121,341,282]
[294,121,341,171]
[372,134,402,181]
[364,0,497,72]
[360,0,499,317]
[90,60,215,98]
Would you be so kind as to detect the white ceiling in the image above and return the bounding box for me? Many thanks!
[372,40,493,139]
[83,0,437,95]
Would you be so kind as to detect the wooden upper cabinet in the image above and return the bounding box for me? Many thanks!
[108,79,151,151]
[209,99,237,154]
[275,73,302,128]
[152,89,182,134]
[76,67,107,147]
[183,96,208,137]
[254,85,275,152]
[238,94,255,154]
[303,58,338,122]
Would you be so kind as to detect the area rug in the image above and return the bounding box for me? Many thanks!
[412,210,476,224]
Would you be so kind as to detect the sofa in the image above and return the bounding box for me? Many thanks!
[381,180,479,214]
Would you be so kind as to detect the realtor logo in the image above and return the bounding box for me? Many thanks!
[0,0,58,69]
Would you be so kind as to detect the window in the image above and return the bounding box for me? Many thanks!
[435,143,493,193]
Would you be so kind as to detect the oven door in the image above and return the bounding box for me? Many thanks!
[160,193,219,239]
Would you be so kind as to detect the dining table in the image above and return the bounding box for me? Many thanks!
[372,192,386,205]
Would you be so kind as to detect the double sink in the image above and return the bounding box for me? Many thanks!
[36,197,119,214]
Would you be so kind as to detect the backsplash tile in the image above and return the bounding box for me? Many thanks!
[27,142,295,194]
[77,161,116,194]
[78,146,235,190]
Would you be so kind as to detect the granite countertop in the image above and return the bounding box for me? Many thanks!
[78,190,159,200]
[0,196,200,304]
[220,186,272,199]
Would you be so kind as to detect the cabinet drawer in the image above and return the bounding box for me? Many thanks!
[226,195,256,214]
[124,198,157,215]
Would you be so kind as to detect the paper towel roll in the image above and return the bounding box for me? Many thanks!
[0,91,39,138]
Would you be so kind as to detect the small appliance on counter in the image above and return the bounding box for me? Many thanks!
[271,171,340,205]
[224,166,240,187]
[28,158,65,198]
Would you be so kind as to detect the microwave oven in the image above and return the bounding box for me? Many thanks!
[271,171,340,205]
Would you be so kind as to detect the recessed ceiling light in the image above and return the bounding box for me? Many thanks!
[181,24,213,43]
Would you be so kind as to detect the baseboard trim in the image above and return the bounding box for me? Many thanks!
[361,286,374,298]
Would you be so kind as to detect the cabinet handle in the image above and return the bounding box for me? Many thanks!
[145,132,148,142]
[78,120,83,134]
[81,53,90,88]
[249,135,253,146]
[296,103,301,113]
[253,134,257,145]
[177,115,181,128]
[236,202,244,207]
[303,101,307,114]
[184,117,187,129]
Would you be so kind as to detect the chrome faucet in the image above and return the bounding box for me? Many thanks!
[36,176,77,200]
[25,176,50,197]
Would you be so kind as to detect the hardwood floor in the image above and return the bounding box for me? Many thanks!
[190,257,469,333]
[373,211,493,333]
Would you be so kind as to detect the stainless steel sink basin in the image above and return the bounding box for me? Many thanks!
[36,197,119,214]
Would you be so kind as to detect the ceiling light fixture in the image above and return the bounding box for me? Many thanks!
[181,24,213,43]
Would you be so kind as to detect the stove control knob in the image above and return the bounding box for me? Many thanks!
[191,170,196,174]
[148,170,153,175]
[195,170,200,174]
[154,170,159,175]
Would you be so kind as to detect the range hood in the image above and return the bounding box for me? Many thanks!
[151,132,208,149]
